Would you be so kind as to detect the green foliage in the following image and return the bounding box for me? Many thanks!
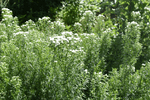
[80,10,95,33]
[1,0,150,99]
[58,0,102,26]
[3,0,65,24]
[58,0,80,25]
[135,6,150,69]
[108,62,150,99]
[0,0,9,8]
[122,22,142,66]
[106,21,142,72]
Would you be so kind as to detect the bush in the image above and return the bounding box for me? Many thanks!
[1,0,150,98]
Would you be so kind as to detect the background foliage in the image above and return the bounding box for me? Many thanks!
[0,0,65,24]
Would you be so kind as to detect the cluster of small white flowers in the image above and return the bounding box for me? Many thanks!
[73,37,81,42]
[53,20,65,27]
[84,69,88,73]
[1,8,13,22]
[2,15,13,22]
[94,72,102,78]
[103,28,111,33]
[131,11,141,19]
[61,31,73,36]
[80,0,84,4]
[79,16,86,22]
[69,49,83,53]
[80,33,96,38]
[3,15,13,19]
[97,14,105,19]
[81,33,90,36]
[132,11,140,16]
[73,22,83,33]
[49,35,69,46]
[114,0,117,3]
[38,17,51,24]
[61,31,82,43]
[131,66,135,72]
[51,20,65,33]
[2,8,12,15]
[21,24,28,29]
[15,25,22,32]
[69,47,84,53]
[142,63,146,66]
[13,31,29,37]
[20,20,36,30]
[41,17,50,20]
[126,65,135,72]
[80,10,95,33]
[131,21,138,25]
[54,61,58,63]
[145,7,150,11]
[74,22,82,27]
[49,31,83,48]
[25,19,36,26]
[127,21,139,28]
[83,10,93,17]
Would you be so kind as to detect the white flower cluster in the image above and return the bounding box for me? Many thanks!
[49,31,82,47]
[131,11,141,19]
[38,17,51,24]
[142,63,146,66]
[74,22,82,27]
[80,0,84,4]
[103,28,112,34]
[126,65,135,72]
[127,21,139,28]
[80,10,95,33]
[1,8,13,21]
[50,20,65,34]
[61,31,73,36]
[53,20,65,28]
[21,20,36,30]
[61,31,82,42]
[49,35,68,46]
[130,21,138,25]
[84,69,88,73]
[69,47,84,53]
[2,8,12,15]
[2,15,13,19]
[83,10,93,17]
[97,14,105,19]
[145,7,150,11]
[73,22,83,33]
[25,20,36,26]
[132,11,140,16]
[13,31,29,37]
[94,72,102,78]
[39,17,50,21]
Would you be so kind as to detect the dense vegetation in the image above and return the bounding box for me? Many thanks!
[0,0,65,24]
[1,0,150,99]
